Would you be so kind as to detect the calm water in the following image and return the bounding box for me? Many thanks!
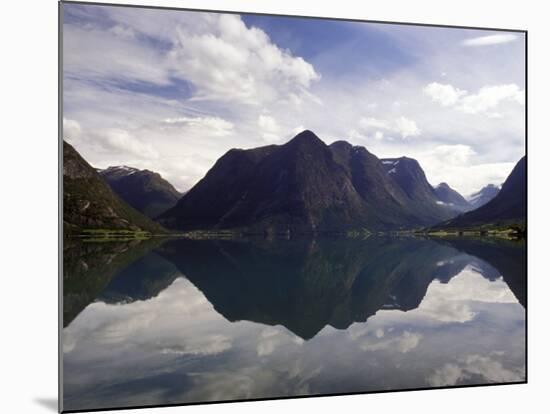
[62,237,526,411]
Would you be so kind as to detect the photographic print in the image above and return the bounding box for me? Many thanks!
[61,1,526,412]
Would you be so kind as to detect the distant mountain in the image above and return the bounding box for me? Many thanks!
[433,182,471,212]
[380,157,459,220]
[100,166,181,218]
[63,141,164,234]
[434,156,526,230]
[467,184,500,210]
[159,130,456,233]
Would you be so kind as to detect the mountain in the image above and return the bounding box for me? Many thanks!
[379,157,459,220]
[63,141,165,234]
[158,130,456,233]
[468,183,500,209]
[433,182,471,212]
[434,156,526,230]
[99,166,181,218]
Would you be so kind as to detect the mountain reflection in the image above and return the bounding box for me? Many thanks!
[63,236,525,411]
[64,236,525,339]
[154,237,525,339]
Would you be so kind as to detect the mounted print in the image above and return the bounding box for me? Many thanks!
[60,1,527,412]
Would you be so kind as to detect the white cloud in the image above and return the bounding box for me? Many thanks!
[414,266,517,323]
[109,24,136,39]
[462,34,518,47]
[395,116,421,138]
[424,82,467,106]
[428,354,524,387]
[359,117,390,130]
[459,84,525,114]
[424,82,524,115]
[168,14,320,105]
[258,114,281,142]
[359,330,422,353]
[429,144,476,166]
[96,128,160,160]
[357,116,420,140]
[63,24,171,85]
[162,116,234,136]
[63,117,82,141]
[160,334,232,356]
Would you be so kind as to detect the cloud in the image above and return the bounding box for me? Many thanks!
[429,144,476,166]
[360,331,422,353]
[160,334,232,356]
[63,24,171,85]
[462,34,518,47]
[162,116,234,136]
[424,82,524,115]
[459,84,525,114]
[428,354,525,387]
[256,327,304,357]
[348,325,423,354]
[168,14,321,105]
[356,116,420,140]
[395,116,421,138]
[62,4,525,199]
[63,117,82,141]
[424,83,467,106]
[258,114,282,142]
[359,117,390,130]
[95,128,160,159]
[414,266,518,323]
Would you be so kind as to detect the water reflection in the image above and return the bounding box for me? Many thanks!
[62,237,525,411]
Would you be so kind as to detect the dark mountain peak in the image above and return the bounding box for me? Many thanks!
[392,156,420,166]
[329,141,373,161]
[285,129,325,148]
[500,156,525,193]
[101,165,140,178]
[467,182,501,209]
[381,156,430,190]
[433,181,470,212]
[63,140,96,179]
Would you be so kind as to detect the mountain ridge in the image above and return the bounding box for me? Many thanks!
[100,165,181,218]
[63,141,165,234]
[433,156,525,231]
[159,130,457,233]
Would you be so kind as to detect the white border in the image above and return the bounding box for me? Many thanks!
[2,1,548,413]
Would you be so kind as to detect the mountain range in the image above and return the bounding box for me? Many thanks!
[467,183,500,210]
[158,130,459,233]
[64,130,524,235]
[433,182,472,212]
[434,156,526,231]
[63,141,164,234]
[99,166,181,218]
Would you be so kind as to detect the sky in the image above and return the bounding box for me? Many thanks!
[62,3,526,196]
